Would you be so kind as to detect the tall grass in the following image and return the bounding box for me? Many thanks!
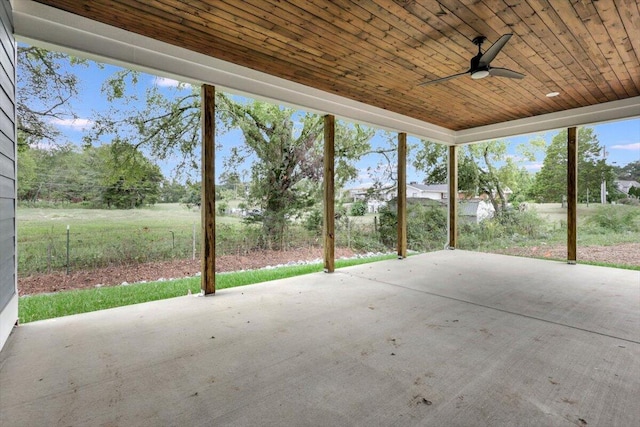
[18,204,325,274]
[18,203,640,276]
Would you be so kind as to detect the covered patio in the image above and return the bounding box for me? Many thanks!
[2,251,639,426]
[1,1,640,425]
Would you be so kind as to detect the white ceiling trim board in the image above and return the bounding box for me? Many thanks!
[455,97,640,145]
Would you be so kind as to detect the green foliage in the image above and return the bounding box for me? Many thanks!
[160,179,188,203]
[216,94,374,247]
[17,144,88,203]
[412,142,448,184]
[17,45,90,147]
[614,160,640,181]
[16,142,163,208]
[217,201,229,215]
[180,182,201,209]
[414,138,544,212]
[378,203,447,252]
[458,208,548,250]
[529,128,615,203]
[618,198,640,206]
[303,208,323,234]
[583,205,640,233]
[17,147,38,200]
[95,140,163,209]
[88,69,201,174]
[350,200,367,216]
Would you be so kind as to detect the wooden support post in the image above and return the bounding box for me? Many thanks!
[448,145,458,249]
[567,127,577,264]
[323,115,335,273]
[201,85,216,294]
[397,132,407,259]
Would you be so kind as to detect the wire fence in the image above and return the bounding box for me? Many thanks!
[18,219,387,276]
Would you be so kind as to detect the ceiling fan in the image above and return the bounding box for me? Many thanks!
[419,34,525,86]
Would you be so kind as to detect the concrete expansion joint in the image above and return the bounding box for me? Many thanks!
[337,270,640,346]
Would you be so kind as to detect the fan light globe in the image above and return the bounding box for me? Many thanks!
[471,70,490,79]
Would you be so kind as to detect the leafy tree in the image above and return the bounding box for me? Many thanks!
[17,147,38,200]
[27,144,89,203]
[91,140,163,209]
[89,70,201,174]
[614,160,640,182]
[216,94,373,247]
[17,45,89,148]
[413,138,543,212]
[529,128,615,203]
[218,171,246,198]
[181,182,202,209]
[159,179,187,203]
[17,142,163,207]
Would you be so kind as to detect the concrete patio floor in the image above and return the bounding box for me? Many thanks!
[1,250,639,426]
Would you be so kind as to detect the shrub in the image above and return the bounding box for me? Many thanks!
[584,205,640,233]
[378,203,447,252]
[458,208,547,249]
[217,201,229,215]
[618,197,640,206]
[303,208,323,234]
[350,200,366,216]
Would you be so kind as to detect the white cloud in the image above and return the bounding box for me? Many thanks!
[524,163,543,172]
[49,118,94,130]
[610,142,640,151]
[154,76,191,89]
[32,141,57,151]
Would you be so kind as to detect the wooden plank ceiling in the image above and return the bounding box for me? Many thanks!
[34,0,640,131]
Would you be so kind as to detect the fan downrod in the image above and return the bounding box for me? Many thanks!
[472,36,487,47]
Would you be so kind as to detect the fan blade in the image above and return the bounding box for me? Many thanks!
[479,34,512,67]
[489,67,525,79]
[418,71,469,86]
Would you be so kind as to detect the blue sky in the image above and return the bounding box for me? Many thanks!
[34,57,640,187]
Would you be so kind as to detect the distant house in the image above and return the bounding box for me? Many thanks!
[615,180,640,195]
[406,183,449,200]
[459,199,495,224]
[345,185,394,213]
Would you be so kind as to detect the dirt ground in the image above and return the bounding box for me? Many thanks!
[18,247,357,296]
[18,244,638,296]
[490,242,640,266]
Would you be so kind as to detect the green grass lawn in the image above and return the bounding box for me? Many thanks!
[17,202,638,276]
[17,203,244,274]
[19,254,397,323]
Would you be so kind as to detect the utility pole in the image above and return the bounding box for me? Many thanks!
[601,147,607,204]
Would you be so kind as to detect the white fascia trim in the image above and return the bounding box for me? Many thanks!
[455,97,640,145]
[0,292,18,351]
[13,1,455,144]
